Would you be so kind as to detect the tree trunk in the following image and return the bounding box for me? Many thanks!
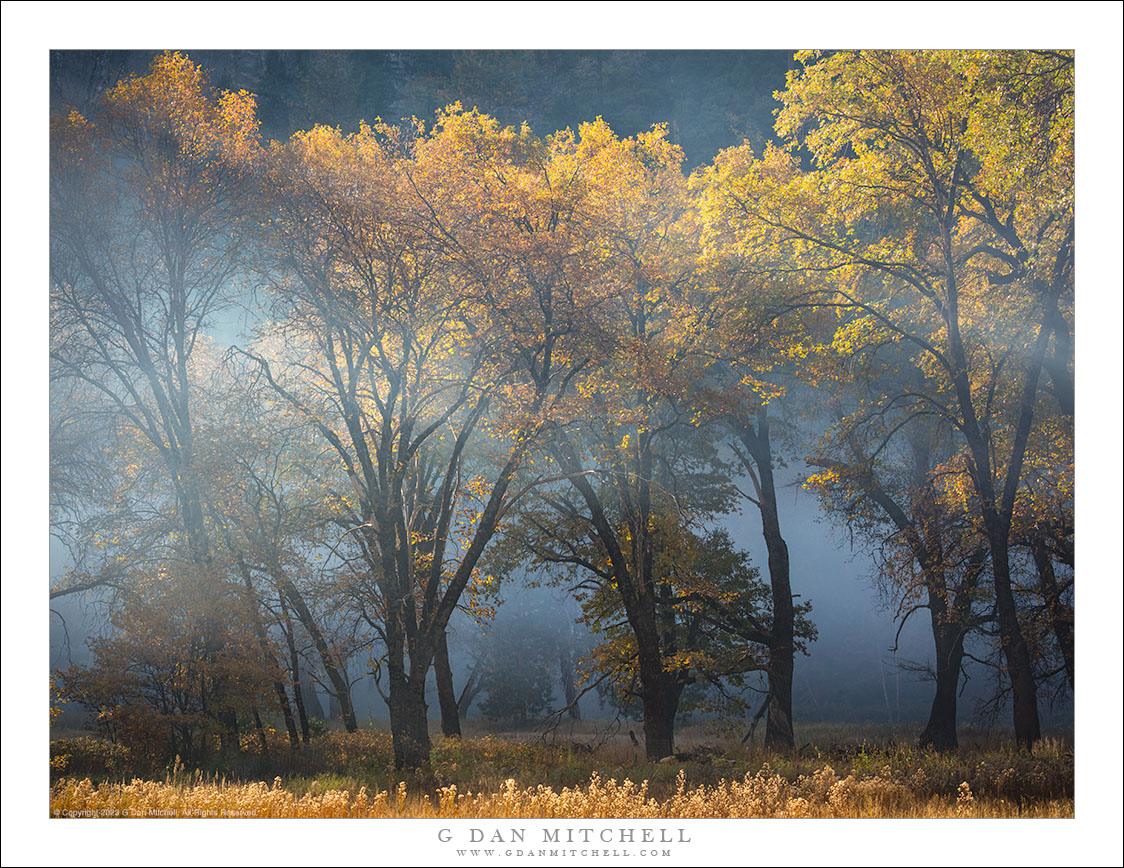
[735,410,796,751]
[639,690,675,760]
[991,532,1041,749]
[271,567,358,732]
[637,643,682,759]
[275,681,300,749]
[560,649,581,721]
[227,554,302,749]
[299,671,325,721]
[919,623,964,751]
[384,591,432,769]
[764,650,795,751]
[939,216,1070,751]
[252,708,270,757]
[457,659,487,720]
[235,564,301,750]
[433,629,462,737]
[281,615,312,744]
[290,662,310,744]
[551,431,684,761]
[1032,538,1074,689]
[388,679,431,770]
[217,709,241,755]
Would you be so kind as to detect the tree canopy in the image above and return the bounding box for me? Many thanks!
[50,50,1075,769]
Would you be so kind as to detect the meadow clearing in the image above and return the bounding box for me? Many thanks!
[50,722,1074,819]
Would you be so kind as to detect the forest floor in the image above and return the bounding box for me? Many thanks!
[50,720,1074,818]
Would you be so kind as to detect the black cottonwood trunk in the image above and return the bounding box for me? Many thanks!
[560,648,581,721]
[991,531,1042,747]
[944,222,1070,748]
[276,682,300,749]
[284,624,311,744]
[390,695,431,769]
[457,659,486,720]
[299,671,325,721]
[253,708,269,757]
[735,409,796,751]
[638,649,684,759]
[434,630,462,737]
[270,566,358,732]
[231,555,300,749]
[918,623,965,751]
[383,568,433,769]
[387,662,431,770]
[1032,539,1074,689]
[552,432,690,761]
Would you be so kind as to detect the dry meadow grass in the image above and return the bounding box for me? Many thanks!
[50,724,1073,819]
[51,766,1071,819]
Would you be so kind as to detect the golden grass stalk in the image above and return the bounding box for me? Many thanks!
[51,765,1072,819]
